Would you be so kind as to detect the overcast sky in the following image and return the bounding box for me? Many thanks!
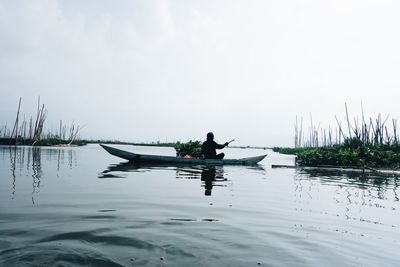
[1,0,400,146]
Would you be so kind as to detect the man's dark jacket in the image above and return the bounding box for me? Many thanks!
[201,140,225,159]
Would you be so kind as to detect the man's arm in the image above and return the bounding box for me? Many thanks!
[215,141,228,149]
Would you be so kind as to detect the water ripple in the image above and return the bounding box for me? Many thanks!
[37,230,157,250]
[0,244,125,267]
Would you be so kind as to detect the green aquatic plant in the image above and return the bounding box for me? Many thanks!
[293,144,400,169]
[174,140,202,158]
[285,103,400,169]
[34,139,88,146]
[272,147,306,155]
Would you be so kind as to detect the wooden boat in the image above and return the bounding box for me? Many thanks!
[100,144,267,165]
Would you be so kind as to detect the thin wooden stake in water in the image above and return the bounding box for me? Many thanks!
[345,102,352,139]
[10,98,22,145]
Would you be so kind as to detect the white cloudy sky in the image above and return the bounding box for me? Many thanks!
[1,0,400,146]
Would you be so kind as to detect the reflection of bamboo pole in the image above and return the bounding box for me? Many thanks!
[9,146,17,198]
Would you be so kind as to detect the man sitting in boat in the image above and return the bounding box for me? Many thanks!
[201,132,229,159]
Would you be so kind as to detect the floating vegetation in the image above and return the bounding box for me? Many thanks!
[274,103,400,169]
[174,140,202,158]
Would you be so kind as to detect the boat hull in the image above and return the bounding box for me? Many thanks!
[100,144,266,165]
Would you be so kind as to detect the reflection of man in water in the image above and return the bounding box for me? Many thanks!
[201,167,216,196]
[201,132,228,159]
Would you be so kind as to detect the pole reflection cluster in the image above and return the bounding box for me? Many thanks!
[1,146,77,203]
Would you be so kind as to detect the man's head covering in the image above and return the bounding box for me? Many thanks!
[206,132,214,141]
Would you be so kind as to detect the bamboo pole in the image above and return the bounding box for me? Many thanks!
[3,123,7,137]
[309,113,314,147]
[33,97,40,138]
[294,115,298,148]
[59,120,62,140]
[345,102,352,139]
[10,98,22,144]
[299,117,303,147]
[32,100,47,146]
[29,116,33,140]
[334,116,345,143]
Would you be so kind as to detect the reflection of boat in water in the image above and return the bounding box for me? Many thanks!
[99,162,266,195]
[100,162,197,176]
[99,162,228,195]
[201,166,225,196]
[100,161,265,176]
[100,144,267,165]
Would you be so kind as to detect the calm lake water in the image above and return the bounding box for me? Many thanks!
[0,144,399,267]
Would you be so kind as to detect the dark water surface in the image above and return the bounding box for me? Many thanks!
[0,145,399,266]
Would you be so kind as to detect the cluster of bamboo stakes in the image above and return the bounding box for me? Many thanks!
[1,97,83,145]
[294,103,399,148]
